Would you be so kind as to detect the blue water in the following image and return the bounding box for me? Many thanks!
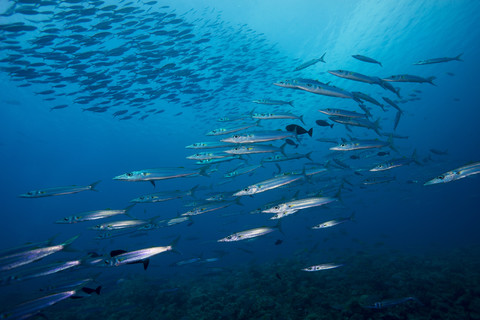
[1,0,480,318]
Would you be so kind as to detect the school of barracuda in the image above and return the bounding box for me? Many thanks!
[0,0,477,318]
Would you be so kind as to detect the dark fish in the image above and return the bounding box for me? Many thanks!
[350,155,360,160]
[377,151,390,157]
[429,148,448,155]
[285,139,298,148]
[274,239,283,245]
[285,124,313,137]
[315,120,333,128]
[275,273,282,280]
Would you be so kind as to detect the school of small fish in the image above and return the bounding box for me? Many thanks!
[0,0,476,318]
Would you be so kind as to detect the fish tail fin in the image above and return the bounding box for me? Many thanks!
[169,236,181,254]
[330,123,334,128]
[428,76,437,86]
[61,235,81,252]
[319,52,326,63]
[275,220,284,235]
[393,110,402,131]
[255,119,263,127]
[412,149,422,166]
[189,184,199,198]
[299,114,305,125]
[289,100,294,107]
[387,135,398,153]
[378,62,382,67]
[455,53,463,61]
[305,151,313,162]
[235,197,244,206]
[89,180,101,191]
[124,204,136,213]
[95,286,102,295]
[275,163,282,174]
[142,259,150,270]
[307,128,313,137]
[334,185,343,204]
[349,211,356,222]
[280,142,287,156]
[395,87,401,98]
[198,165,211,177]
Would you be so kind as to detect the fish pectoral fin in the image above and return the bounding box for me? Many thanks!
[150,180,156,187]
[143,259,150,270]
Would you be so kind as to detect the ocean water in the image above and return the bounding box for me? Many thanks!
[1,0,480,319]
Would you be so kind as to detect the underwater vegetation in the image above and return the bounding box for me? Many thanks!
[40,246,480,320]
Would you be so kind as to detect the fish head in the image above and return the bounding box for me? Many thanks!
[218,234,239,242]
[330,142,351,151]
[221,134,246,144]
[263,204,287,214]
[113,171,146,181]
[233,185,258,196]
[19,190,42,197]
[131,195,148,203]
[424,172,456,185]
[55,216,78,224]
[370,163,386,172]
[186,142,205,148]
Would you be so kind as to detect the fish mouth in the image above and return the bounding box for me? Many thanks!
[423,180,436,186]
[112,174,126,180]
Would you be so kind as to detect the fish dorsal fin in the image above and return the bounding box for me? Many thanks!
[110,249,127,257]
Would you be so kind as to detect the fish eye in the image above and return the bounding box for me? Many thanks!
[341,143,346,147]
[243,188,249,192]
[233,135,239,138]
[274,206,279,210]
[64,217,69,221]
[27,192,33,195]
[127,172,133,176]
[139,196,144,200]
[438,175,444,180]
[307,83,312,87]
[227,235,232,239]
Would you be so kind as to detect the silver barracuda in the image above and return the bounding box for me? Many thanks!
[224,144,285,155]
[130,186,197,203]
[0,290,76,320]
[55,204,135,224]
[295,80,354,99]
[330,139,391,151]
[294,52,326,71]
[262,196,337,214]
[370,150,419,172]
[424,162,480,186]
[352,54,382,66]
[218,223,281,242]
[221,130,296,144]
[0,235,79,272]
[262,152,312,163]
[19,180,101,198]
[362,176,396,185]
[329,117,381,135]
[113,167,208,186]
[312,212,355,229]
[185,141,232,149]
[195,155,243,165]
[413,53,462,65]
[301,263,344,272]
[352,91,385,110]
[1,260,81,285]
[224,164,262,178]
[318,108,366,118]
[91,219,151,231]
[206,122,259,136]
[217,115,250,122]
[101,240,178,267]
[251,112,304,124]
[233,173,305,196]
[382,74,436,85]
[181,199,241,216]
[186,152,229,160]
[252,99,293,106]
[328,70,383,86]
